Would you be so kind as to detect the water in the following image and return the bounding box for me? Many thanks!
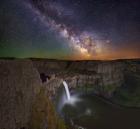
[59,92,140,129]
[63,81,71,100]
[57,83,140,129]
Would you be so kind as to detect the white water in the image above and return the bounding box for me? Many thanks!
[63,81,71,100]
[57,81,81,112]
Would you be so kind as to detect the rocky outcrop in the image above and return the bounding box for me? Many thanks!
[0,59,41,129]
[0,59,67,129]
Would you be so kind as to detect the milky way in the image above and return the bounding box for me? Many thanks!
[26,0,111,59]
[0,0,139,59]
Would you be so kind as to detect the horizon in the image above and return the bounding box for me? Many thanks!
[0,56,139,61]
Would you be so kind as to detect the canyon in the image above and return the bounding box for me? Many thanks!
[0,58,139,129]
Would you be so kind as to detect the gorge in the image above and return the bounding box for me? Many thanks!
[0,58,140,129]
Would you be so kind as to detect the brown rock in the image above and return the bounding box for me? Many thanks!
[0,59,41,129]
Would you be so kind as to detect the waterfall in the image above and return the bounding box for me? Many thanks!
[63,81,71,100]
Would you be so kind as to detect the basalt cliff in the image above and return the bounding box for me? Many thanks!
[0,58,140,129]
[32,59,124,98]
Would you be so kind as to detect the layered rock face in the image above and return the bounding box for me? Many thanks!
[65,61,124,97]
[33,59,124,97]
[0,59,41,129]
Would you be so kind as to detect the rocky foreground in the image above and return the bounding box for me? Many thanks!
[0,58,140,129]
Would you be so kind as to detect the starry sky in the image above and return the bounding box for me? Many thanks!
[0,0,140,60]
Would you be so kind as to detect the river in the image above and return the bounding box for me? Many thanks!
[59,92,140,129]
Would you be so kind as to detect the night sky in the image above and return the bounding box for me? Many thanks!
[0,0,140,60]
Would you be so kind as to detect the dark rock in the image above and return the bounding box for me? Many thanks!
[0,59,41,129]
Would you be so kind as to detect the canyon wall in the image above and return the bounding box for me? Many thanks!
[32,59,124,97]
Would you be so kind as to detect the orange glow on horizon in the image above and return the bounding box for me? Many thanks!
[69,48,140,60]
